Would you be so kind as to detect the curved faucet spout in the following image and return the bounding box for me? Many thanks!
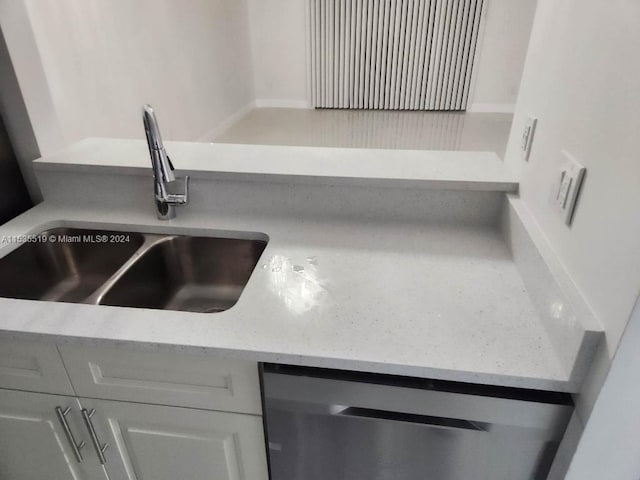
[142,104,175,183]
[142,104,188,219]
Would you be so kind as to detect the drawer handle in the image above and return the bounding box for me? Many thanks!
[81,408,109,464]
[55,406,86,463]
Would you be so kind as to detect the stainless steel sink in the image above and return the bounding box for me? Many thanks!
[0,227,267,313]
[0,228,144,302]
[98,236,267,313]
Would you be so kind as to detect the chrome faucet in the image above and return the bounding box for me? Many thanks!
[142,104,189,220]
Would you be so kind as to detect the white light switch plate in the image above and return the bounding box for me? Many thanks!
[555,150,586,226]
[521,115,537,161]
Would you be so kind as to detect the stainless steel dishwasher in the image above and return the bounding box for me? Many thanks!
[262,364,573,480]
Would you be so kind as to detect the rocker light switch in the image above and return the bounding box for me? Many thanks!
[555,151,586,226]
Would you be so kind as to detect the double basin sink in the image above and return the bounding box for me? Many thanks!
[0,227,268,313]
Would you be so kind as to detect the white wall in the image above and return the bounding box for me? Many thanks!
[468,0,537,112]
[505,0,640,358]
[248,0,309,108]
[504,0,640,472]
[246,0,535,111]
[1,0,255,151]
[0,0,67,156]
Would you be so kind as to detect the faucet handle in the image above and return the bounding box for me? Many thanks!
[166,175,189,205]
[167,156,175,171]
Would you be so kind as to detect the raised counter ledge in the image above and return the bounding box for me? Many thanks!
[34,138,519,192]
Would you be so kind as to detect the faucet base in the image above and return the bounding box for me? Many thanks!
[155,200,176,220]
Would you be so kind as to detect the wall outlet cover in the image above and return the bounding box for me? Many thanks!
[521,115,537,161]
[555,150,586,226]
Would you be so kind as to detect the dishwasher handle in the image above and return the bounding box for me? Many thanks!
[263,370,573,434]
[337,406,487,432]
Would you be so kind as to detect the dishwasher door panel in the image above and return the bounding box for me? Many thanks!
[266,405,554,480]
[263,365,572,480]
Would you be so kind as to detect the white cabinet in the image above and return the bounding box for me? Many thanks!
[78,398,268,480]
[0,388,106,480]
[0,338,269,480]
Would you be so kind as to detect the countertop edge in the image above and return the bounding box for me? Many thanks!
[34,162,519,192]
[0,328,577,393]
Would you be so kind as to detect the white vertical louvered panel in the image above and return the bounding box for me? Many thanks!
[310,0,483,111]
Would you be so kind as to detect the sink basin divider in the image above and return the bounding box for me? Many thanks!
[83,234,173,305]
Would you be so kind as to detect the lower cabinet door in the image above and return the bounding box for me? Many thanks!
[78,398,269,480]
[0,388,107,480]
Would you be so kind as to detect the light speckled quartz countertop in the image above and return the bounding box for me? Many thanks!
[0,138,597,393]
[0,202,569,391]
[35,138,518,191]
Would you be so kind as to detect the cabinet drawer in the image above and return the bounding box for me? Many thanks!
[58,344,262,414]
[0,337,74,395]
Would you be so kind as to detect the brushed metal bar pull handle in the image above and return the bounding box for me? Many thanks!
[55,406,85,463]
[81,408,109,465]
